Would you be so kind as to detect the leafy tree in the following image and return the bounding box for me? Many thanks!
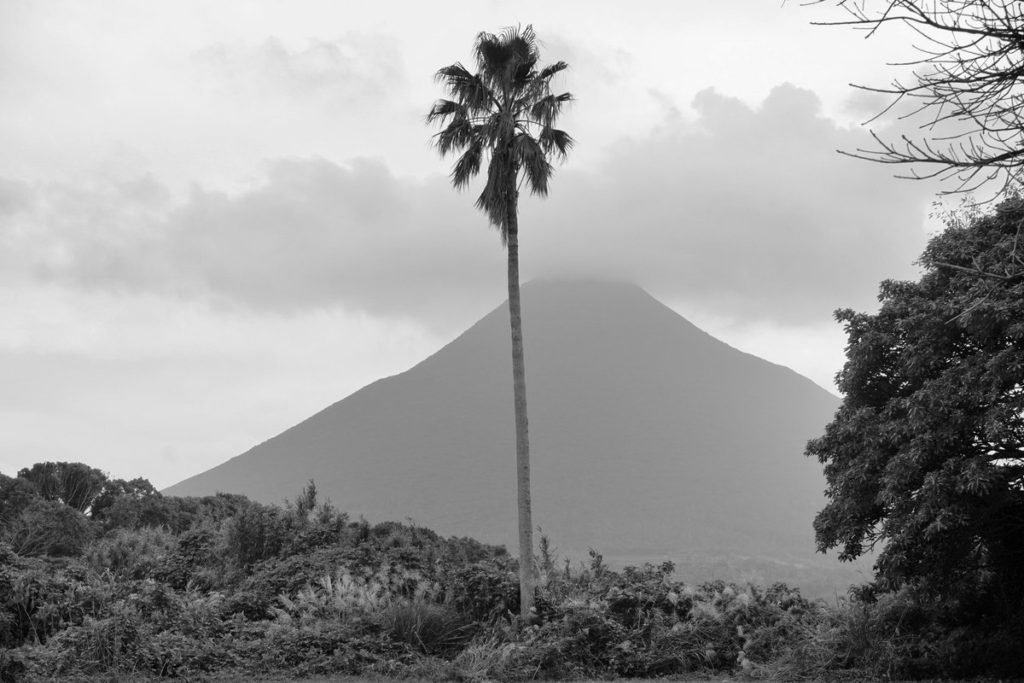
[284,479,319,526]
[90,476,158,521]
[2,498,94,557]
[427,24,573,620]
[224,500,285,568]
[808,197,1024,608]
[0,474,40,526]
[17,462,108,514]
[97,492,178,532]
[811,0,1024,194]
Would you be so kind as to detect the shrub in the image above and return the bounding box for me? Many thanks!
[0,648,26,683]
[1,559,108,647]
[0,475,40,527]
[438,557,520,623]
[223,501,285,568]
[448,634,522,681]
[94,492,177,532]
[39,607,142,676]
[84,527,177,579]
[382,598,475,654]
[151,525,217,590]
[2,499,95,557]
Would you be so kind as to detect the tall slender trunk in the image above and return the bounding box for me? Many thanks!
[505,192,535,622]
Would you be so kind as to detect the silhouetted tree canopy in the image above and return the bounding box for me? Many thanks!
[808,197,1024,603]
[2,499,94,557]
[17,462,108,514]
[90,476,159,520]
[427,24,573,242]
[0,474,40,525]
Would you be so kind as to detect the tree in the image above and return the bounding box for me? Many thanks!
[807,197,1024,608]
[2,499,94,557]
[0,474,40,526]
[812,0,1024,195]
[17,462,108,514]
[427,24,573,621]
[90,476,159,521]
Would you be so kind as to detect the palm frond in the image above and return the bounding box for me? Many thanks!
[537,61,568,81]
[433,117,476,157]
[451,141,484,190]
[426,99,462,126]
[538,127,574,161]
[484,112,504,146]
[474,31,503,76]
[434,63,492,112]
[529,91,573,127]
[428,25,573,247]
[476,25,539,94]
[514,133,552,196]
[505,26,539,88]
[500,24,536,51]
[476,150,516,240]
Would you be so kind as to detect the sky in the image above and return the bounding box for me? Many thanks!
[2,0,948,489]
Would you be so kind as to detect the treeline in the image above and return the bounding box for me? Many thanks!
[0,461,1019,680]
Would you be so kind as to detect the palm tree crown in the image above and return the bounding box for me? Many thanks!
[427,24,574,244]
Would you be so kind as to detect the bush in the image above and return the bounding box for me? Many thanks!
[1,559,110,648]
[382,598,475,654]
[84,527,177,579]
[151,525,217,590]
[9,464,1022,680]
[438,557,520,623]
[223,501,285,569]
[0,475,40,527]
[2,499,95,557]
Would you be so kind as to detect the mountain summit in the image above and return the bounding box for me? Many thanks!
[166,280,851,588]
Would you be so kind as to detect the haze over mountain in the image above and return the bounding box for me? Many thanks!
[166,280,857,590]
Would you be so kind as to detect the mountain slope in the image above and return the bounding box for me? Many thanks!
[166,280,847,583]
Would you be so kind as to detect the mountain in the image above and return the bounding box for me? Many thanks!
[166,280,860,591]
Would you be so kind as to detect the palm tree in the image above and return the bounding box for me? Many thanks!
[427,25,573,621]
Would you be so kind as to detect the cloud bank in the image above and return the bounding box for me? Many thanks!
[193,34,405,107]
[1,84,933,330]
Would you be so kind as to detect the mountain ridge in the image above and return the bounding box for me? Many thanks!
[166,279,855,590]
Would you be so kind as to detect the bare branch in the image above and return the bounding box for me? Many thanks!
[806,0,1024,196]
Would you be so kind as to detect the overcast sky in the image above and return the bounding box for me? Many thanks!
[2,0,945,488]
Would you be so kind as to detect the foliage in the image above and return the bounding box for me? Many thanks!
[807,198,1024,676]
[4,463,1019,679]
[808,199,1024,600]
[437,555,521,623]
[223,499,287,569]
[16,462,108,514]
[83,527,178,579]
[426,24,573,240]
[90,476,159,522]
[1,499,94,557]
[382,598,475,655]
[0,474,40,526]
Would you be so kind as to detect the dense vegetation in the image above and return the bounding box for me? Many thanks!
[1,461,1019,681]
[808,196,1024,674]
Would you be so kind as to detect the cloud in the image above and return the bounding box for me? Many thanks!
[2,83,934,330]
[193,35,405,108]
[0,159,508,330]
[0,178,31,215]
[521,83,936,323]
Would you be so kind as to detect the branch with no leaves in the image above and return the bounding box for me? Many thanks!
[802,0,1024,196]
